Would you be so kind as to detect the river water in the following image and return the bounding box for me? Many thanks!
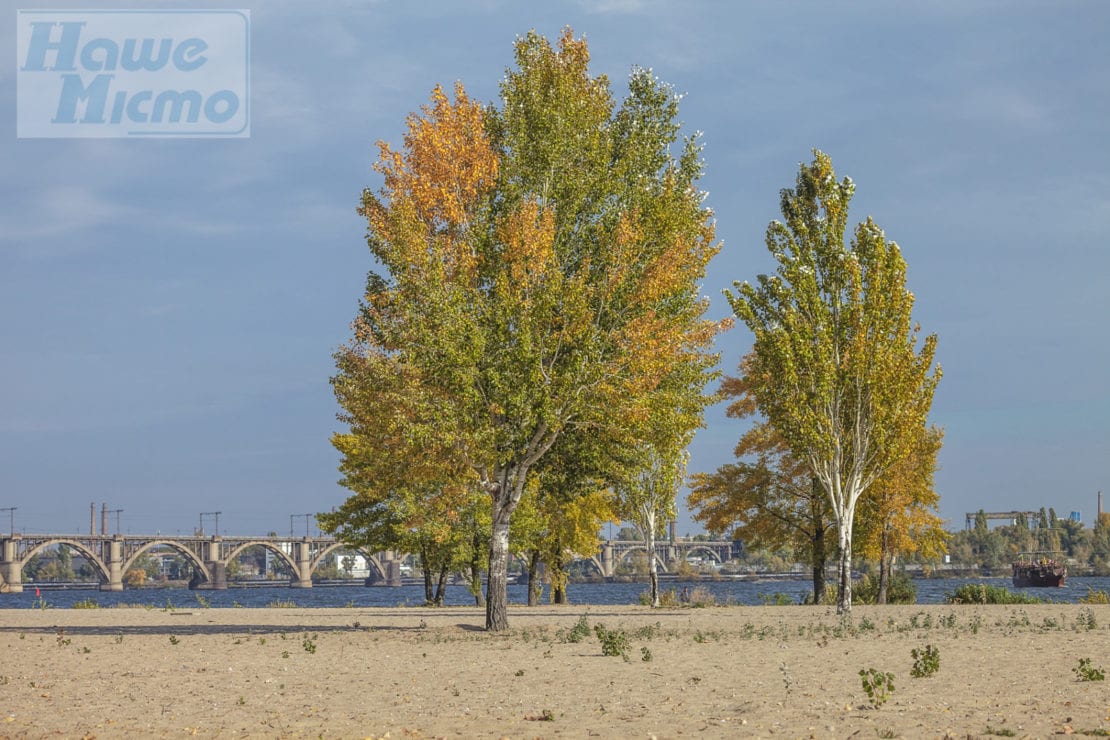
[4,576,1110,609]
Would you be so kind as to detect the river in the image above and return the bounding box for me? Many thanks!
[3,575,1110,609]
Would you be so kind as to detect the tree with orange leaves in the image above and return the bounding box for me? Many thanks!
[688,357,835,604]
[855,425,947,603]
[330,29,723,631]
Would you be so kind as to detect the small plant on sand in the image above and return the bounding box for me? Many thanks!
[859,668,895,708]
[1075,608,1098,631]
[114,633,124,644]
[1074,658,1105,682]
[55,627,70,647]
[72,599,99,609]
[562,615,590,643]
[302,634,317,654]
[593,623,630,660]
[194,594,211,608]
[640,647,653,662]
[757,591,793,605]
[168,635,179,645]
[983,726,1016,736]
[910,644,940,678]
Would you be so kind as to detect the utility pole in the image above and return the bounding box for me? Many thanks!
[0,507,15,536]
[291,513,313,538]
[199,512,222,537]
[108,509,123,535]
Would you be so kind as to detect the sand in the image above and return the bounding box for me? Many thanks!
[0,603,1107,739]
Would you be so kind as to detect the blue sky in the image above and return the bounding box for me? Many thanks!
[2,1,1107,539]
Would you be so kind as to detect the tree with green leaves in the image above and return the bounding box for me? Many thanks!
[617,445,684,607]
[727,150,940,614]
[331,29,721,630]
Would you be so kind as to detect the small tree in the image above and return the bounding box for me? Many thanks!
[689,359,834,604]
[618,446,683,607]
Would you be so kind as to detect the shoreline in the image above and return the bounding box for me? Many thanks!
[1,604,1108,738]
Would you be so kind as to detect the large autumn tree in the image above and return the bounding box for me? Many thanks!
[331,29,721,631]
[728,151,940,614]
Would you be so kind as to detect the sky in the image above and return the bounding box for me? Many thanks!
[1,1,1108,540]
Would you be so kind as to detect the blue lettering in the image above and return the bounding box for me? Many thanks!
[126,90,152,123]
[204,90,238,123]
[152,90,202,123]
[110,90,128,124]
[173,38,208,72]
[80,37,118,72]
[22,21,83,72]
[121,37,172,72]
[52,73,111,123]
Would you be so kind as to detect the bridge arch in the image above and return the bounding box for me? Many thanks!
[573,556,605,578]
[617,547,669,574]
[23,539,110,583]
[223,541,299,579]
[682,545,725,564]
[122,541,209,582]
[308,542,387,581]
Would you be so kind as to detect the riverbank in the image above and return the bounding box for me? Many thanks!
[1,604,1107,738]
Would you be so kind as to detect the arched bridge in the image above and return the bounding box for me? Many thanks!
[579,539,737,578]
[0,533,406,593]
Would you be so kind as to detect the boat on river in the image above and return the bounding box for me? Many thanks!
[1012,552,1067,587]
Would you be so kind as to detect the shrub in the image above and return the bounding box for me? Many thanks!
[592,623,630,660]
[910,644,940,678]
[1079,588,1110,605]
[859,668,895,708]
[561,615,590,643]
[944,583,1043,604]
[1074,658,1105,682]
[853,573,917,605]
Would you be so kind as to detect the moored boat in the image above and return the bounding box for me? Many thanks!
[1012,552,1067,587]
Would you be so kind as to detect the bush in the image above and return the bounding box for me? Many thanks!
[1079,588,1110,605]
[944,583,1043,604]
[853,573,917,605]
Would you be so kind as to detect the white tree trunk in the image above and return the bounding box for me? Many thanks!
[486,500,512,631]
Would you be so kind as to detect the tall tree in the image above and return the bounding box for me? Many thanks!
[728,151,940,614]
[688,361,834,604]
[332,30,721,631]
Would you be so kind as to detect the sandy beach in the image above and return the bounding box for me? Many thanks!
[0,603,1107,738]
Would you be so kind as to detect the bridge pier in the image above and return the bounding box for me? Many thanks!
[192,537,227,590]
[99,537,124,591]
[290,539,313,588]
[1,536,23,593]
[601,543,614,579]
[382,550,403,586]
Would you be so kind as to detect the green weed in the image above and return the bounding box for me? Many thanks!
[910,644,940,678]
[1074,657,1105,682]
[859,668,895,709]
